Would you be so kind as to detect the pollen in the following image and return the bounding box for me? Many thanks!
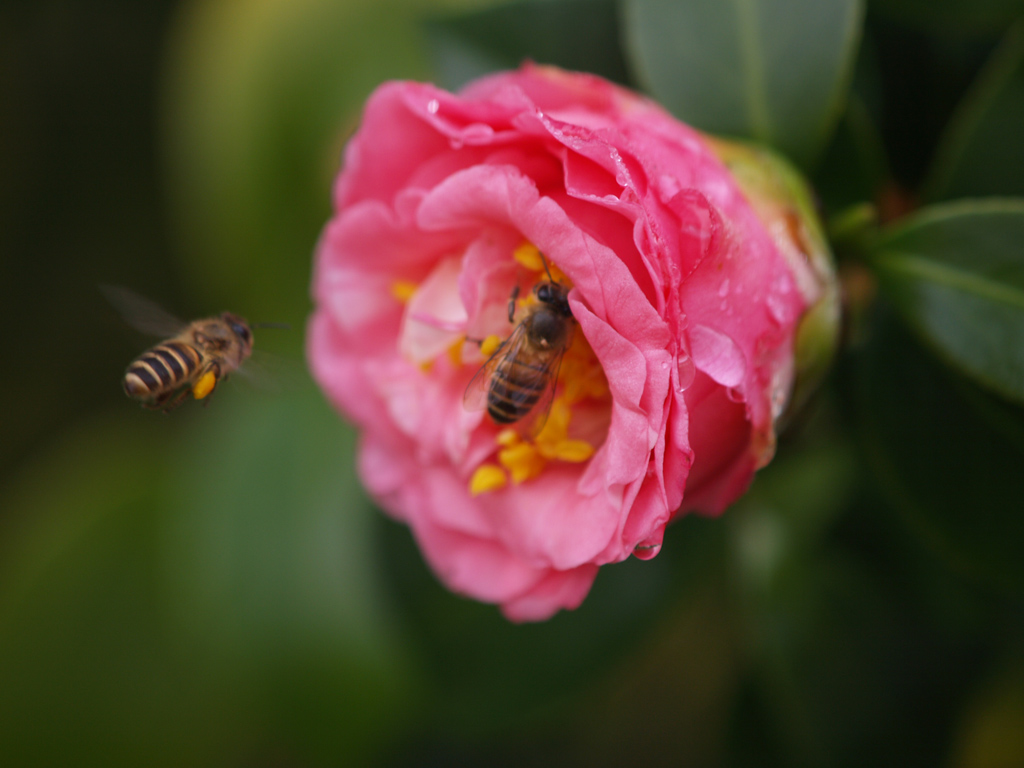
[513,242,545,272]
[390,280,418,303]
[539,439,594,463]
[495,428,520,447]
[447,338,465,367]
[535,398,572,443]
[192,371,217,400]
[480,334,502,357]
[560,332,609,405]
[498,442,546,484]
[470,464,507,496]
[513,242,568,282]
[534,398,596,463]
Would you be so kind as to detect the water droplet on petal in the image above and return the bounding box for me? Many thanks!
[633,542,661,559]
[676,352,695,392]
[769,367,792,420]
[427,98,439,114]
[718,278,730,297]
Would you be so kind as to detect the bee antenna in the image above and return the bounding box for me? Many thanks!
[539,252,558,284]
[254,321,291,330]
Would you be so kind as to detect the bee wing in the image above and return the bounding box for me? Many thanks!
[522,346,566,438]
[100,284,186,337]
[463,325,526,412]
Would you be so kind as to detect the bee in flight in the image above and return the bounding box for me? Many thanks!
[103,286,259,412]
[464,257,575,430]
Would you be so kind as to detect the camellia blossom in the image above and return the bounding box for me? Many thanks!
[308,64,836,621]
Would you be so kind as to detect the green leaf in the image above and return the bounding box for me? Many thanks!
[925,20,1024,201]
[855,313,1024,590]
[723,420,992,766]
[869,199,1024,404]
[425,0,631,91]
[0,390,416,766]
[815,93,889,213]
[621,0,865,167]
[161,383,415,763]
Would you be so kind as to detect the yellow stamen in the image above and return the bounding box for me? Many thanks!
[511,243,569,283]
[480,334,502,357]
[562,365,610,404]
[390,280,418,303]
[447,338,465,367]
[559,333,609,404]
[533,397,596,463]
[496,428,520,447]
[470,464,508,496]
[512,242,545,272]
[192,371,217,399]
[538,439,595,463]
[498,442,546,484]
[534,399,572,444]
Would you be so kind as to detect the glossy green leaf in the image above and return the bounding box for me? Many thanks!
[0,389,416,766]
[815,93,889,213]
[925,21,1024,201]
[869,199,1024,404]
[621,0,865,166]
[855,314,1024,589]
[424,0,630,91]
[161,383,414,763]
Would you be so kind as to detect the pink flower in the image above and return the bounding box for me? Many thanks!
[308,64,828,621]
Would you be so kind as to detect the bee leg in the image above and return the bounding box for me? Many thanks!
[157,387,190,413]
[508,284,520,323]
[192,362,221,406]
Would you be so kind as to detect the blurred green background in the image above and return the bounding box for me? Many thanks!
[2,0,1024,766]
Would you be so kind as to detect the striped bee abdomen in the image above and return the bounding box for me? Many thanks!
[487,357,547,424]
[123,341,201,400]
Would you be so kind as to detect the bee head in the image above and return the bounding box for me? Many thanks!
[533,281,572,317]
[222,312,253,349]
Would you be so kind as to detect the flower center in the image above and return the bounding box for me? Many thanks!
[468,243,609,496]
[389,241,611,496]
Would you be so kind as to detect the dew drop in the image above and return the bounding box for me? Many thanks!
[676,353,695,392]
[771,387,788,419]
[718,278,730,297]
[633,542,662,559]
[427,98,440,114]
[769,368,791,419]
